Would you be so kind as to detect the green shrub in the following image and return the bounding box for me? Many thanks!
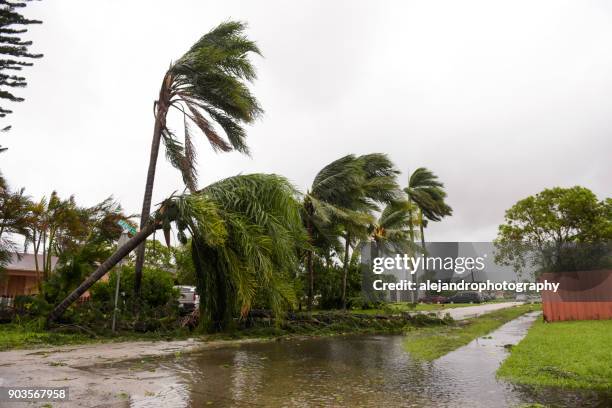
[92,265,179,307]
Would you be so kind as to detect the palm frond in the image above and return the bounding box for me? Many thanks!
[155,21,262,189]
[160,174,306,329]
[405,167,453,222]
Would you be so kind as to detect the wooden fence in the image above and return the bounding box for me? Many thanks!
[540,269,612,322]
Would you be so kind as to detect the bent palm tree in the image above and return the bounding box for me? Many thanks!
[369,200,418,255]
[301,155,364,310]
[48,174,306,329]
[404,168,452,302]
[134,21,262,296]
[301,154,399,310]
[404,167,452,247]
[339,154,399,309]
[367,199,419,302]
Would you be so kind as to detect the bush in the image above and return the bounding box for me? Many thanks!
[58,265,183,333]
[91,265,179,308]
[315,261,362,310]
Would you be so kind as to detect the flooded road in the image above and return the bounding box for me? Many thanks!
[88,312,609,408]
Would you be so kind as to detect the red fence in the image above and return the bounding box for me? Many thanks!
[540,269,612,322]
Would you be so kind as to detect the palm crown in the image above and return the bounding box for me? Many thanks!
[404,167,452,243]
[134,21,263,296]
[159,21,263,191]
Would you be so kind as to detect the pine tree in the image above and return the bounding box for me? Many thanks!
[0,0,43,149]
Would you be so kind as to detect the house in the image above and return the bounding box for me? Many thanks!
[0,253,58,297]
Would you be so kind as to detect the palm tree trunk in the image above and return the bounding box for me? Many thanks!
[415,209,427,304]
[419,212,426,252]
[341,232,350,310]
[306,250,313,310]
[47,222,158,325]
[42,230,47,281]
[32,231,40,289]
[407,198,415,242]
[134,73,172,296]
[305,202,315,311]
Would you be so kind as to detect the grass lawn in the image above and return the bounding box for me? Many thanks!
[497,319,612,391]
[403,303,539,361]
[0,311,416,351]
[350,302,489,315]
[0,323,191,351]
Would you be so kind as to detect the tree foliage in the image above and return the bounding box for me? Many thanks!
[404,167,452,243]
[495,186,612,274]
[179,174,307,330]
[302,153,400,308]
[0,0,43,139]
[0,180,30,268]
[369,199,419,254]
[22,192,127,280]
[154,19,263,192]
[134,20,262,296]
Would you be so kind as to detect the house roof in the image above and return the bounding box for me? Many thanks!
[5,253,58,272]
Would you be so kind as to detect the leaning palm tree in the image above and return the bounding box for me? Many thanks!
[404,167,452,248]
[369,200,419,254]
[301,153,399,310]
[134,21,263,296]
[48,174,306,330]
[0,183,32,269]
[403,168,452,303]
[367,199,420,302]
[338,154,399,309]
[301,155,365,310]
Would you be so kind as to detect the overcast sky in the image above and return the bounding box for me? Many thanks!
[2,0,611,242]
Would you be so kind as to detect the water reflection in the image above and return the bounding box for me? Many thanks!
[96,313,610,407]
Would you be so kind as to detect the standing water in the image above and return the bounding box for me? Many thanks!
[91,312,610,407]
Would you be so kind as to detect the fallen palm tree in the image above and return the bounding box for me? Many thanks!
[47,174,307,330]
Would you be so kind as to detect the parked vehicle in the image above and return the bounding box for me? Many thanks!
[175,285,198,312]
[420,295,447,304]
[515,294,527,302]
[526,294,541,303]
[444,291,483,304]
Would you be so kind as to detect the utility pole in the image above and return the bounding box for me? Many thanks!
[112,231,130,333]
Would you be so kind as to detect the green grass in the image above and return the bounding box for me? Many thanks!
[350,302,491,315]
[403,303,539,361]
[497,319,612,391]
[0,312,420,351]
[0,322,192,351]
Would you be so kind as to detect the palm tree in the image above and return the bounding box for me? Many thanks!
[366,199,419,302]
[301,155,364,310]
[404,167,452,248]
[301,154,399,310]
[368,200,420,259]
[403,168,452,302]
[0,183,32,269]
[339,154,399,309]
[134,21,263,296]
[21,192,87,280]
[48,174,306,329]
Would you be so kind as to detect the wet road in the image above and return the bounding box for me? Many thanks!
[87,311,608,408]
[1,309,609,407]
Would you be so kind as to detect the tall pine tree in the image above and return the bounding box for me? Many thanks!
[0,0,42,150]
